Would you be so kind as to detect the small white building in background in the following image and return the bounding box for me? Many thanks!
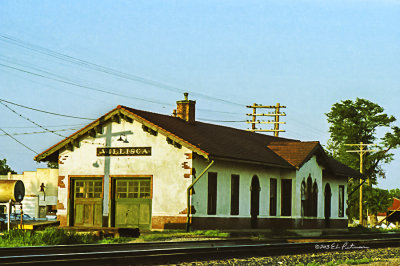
[0,168,58,219]
[34,94,361,230]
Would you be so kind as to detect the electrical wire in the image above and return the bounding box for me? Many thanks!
[1,124,86,129]
[0,100,67,138]
[0,60,242,115]
[1,34,328,137]
[2,34,326,139]
[0,62,170,106]
[0,34,245,107]
[0,127,38,154]
[198,117,246,123]
[0,98,95,120]
[0,100,104,146]
[1,67,114,106]
[0,128,79,136]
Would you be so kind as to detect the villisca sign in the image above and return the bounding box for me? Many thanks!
[97,147,152,156]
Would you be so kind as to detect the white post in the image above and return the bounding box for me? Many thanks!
[7,200,11,231]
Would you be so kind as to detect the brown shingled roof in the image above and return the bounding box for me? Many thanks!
[267,141,320,168]
[34,105,361,178]
[267,141,362,178]
[120,106,295,168]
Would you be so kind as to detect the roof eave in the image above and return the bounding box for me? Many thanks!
[209,155,295,169]
[35,106,211,163]
[119,107,210,159]
[34,107,122,162]
[296,142,322,169]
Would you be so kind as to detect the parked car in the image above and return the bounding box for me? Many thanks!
[0,213,33,222]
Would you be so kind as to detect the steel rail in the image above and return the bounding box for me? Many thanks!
[0,237,399,265]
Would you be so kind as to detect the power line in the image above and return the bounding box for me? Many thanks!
[0,100,67,138]
[1,124,86,129]
[0,34,245,107]
[0,62,170,106]
[0,62,242,115]
[198,118,246,123]
[0,127,38,154]
[0,100,104,146]
[1,66,114,106]
[246,103,286,136]
[345,142,378,227]
[0,128,79,136]
[0,98,95,120]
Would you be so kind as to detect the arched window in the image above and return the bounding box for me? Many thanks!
[301,180,306,217]
[250,175,260,228]
[312,181,318,217]
[324,183,332,227]
[306,176,312,216]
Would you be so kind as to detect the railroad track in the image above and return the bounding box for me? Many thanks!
[0,235,399,265]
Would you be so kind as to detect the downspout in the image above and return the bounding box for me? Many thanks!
[186,160,214,232]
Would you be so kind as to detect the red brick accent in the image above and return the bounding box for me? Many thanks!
[57,201,65,210]
[151,216,187,229]
[58,176,66,188]
[181,162,191,169]
[57,214,68,227]
[176,98,195,123]
[179,206,196,215]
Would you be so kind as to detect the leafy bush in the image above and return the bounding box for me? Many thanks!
[0,228,98,247]
[201,230,229,237]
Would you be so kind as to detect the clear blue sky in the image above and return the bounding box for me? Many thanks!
[0,1,399,189]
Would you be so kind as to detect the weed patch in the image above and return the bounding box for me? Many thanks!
[0,228,98,247]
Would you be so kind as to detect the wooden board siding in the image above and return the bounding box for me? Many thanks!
[113,177,152,229]
[73,179,103,227]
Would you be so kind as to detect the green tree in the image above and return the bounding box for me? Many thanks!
[326,98,400,221]
[0,158,16,175]
[389,188,400,199]
[364,187,392,220]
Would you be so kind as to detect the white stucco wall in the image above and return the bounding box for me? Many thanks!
[323,176,348,220]
[295,155,348,220]
[58,118,193,220]
[192,155,348,221]
[192,158,296,218]
[1,168,59,218]
[295,156,324,218]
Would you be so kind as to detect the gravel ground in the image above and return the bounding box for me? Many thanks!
[174,247,400,265]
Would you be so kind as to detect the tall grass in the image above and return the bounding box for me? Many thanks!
[0,228,230,247]
[139,229,230,241]
[0,228,98,247]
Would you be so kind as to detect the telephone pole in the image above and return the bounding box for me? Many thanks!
[246,103,286,136]
[345,142,377,226]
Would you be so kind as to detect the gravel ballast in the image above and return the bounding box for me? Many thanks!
[176,247,400,265]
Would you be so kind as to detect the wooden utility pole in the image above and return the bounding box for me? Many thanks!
[345,142,377,226]
[246,103,286,136]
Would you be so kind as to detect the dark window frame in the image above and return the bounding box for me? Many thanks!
[281,179,292,216]
[269,178,277,216]
[207,172,218,215]
[312,181,318,217]
[338,185,345,217]
[230,174,240,215]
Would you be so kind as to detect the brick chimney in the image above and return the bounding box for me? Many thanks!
[176,93,196,123]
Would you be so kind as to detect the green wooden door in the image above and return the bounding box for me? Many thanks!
[74,180,103,227]
[115,179,152,229]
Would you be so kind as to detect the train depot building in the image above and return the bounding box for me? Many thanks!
[34,94,361,230]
